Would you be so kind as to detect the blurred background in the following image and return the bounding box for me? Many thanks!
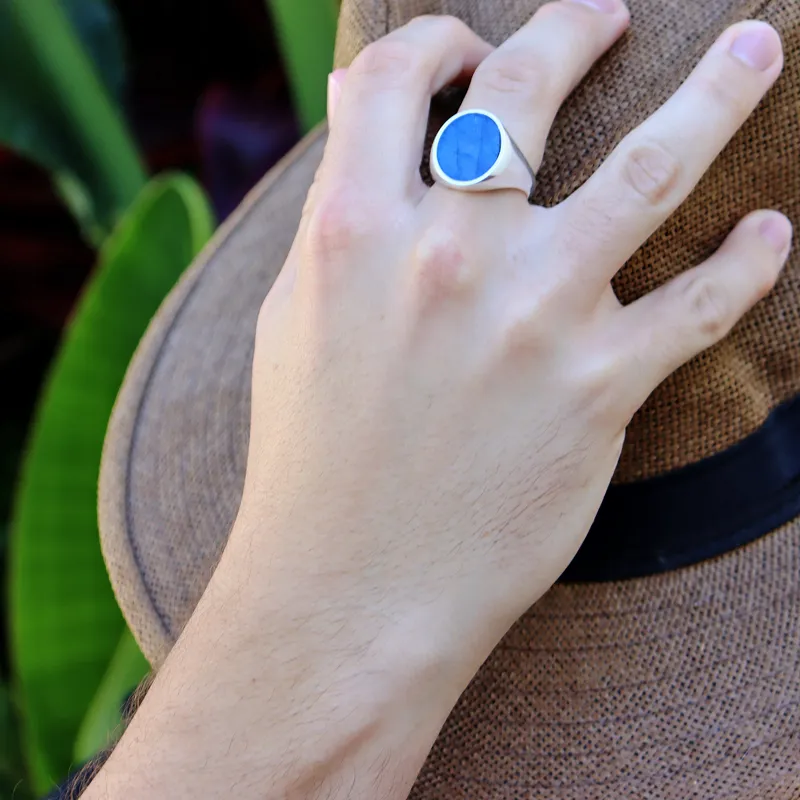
[0,0,337,795]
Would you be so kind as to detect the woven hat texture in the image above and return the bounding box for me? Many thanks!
[99,0,800,795]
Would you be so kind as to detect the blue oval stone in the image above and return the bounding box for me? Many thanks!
[436,113,501,182]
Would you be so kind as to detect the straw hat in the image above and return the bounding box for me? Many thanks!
[99,0,800,796]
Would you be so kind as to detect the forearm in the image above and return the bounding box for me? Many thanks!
[82,537,475,800]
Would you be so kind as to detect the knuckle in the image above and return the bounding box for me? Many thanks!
[563,195,617,258]
[413,224,474,307]
[407,13,468,37]
[476,49,551,101]
[430,15,479,54]
[620,142,682,207]
[682,275,731,339]
[351,39,423,84]
[304,185,376,263]
[576,355,624,422]
[500,302,552,356]
[498,271,574,355]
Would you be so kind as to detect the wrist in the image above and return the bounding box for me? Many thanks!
[86,553,475,800]
[198,554,476,722]
[187,553,476,793]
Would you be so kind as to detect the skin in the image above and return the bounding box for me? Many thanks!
[84,3,792,798]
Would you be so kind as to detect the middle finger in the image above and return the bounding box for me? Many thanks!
[460,0,631,171]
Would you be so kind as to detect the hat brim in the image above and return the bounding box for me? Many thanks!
[98,124,800,795]
[100,125,328,664]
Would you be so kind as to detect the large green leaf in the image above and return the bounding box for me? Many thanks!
[0,0,145,244]
[266,0,338,131]
[61,0,126,101]
[10,173,215,795]
[0,331,54,800]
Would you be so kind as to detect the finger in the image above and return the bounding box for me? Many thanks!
[555,20,784,287]
[321,16,492,201]
[613,211,792,411]
[460,0,630,169]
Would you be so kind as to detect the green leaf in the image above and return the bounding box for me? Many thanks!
[73,629,149,765]
[266,0,338,131]
[10,173,215,795]
[0,0,145,244]
[61,0,126,101]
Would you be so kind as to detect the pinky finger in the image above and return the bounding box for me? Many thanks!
[614,210,792,409]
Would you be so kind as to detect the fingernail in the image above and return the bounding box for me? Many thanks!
[759,214,793,255]
[729,24,781,71]
[327,69,346,124]
[564,0,619,11]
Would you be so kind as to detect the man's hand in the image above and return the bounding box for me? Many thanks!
[84,5,790,798]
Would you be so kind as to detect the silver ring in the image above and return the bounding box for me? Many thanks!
[430,109,536,203]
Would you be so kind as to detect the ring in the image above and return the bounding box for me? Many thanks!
[430,109,536,203]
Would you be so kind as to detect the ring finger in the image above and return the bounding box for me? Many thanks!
[461,0,630,171]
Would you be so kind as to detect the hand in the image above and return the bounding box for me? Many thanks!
[85,6,792,798]
[233,7,789,666]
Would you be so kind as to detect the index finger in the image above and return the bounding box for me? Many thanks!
[322,16,493,203]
